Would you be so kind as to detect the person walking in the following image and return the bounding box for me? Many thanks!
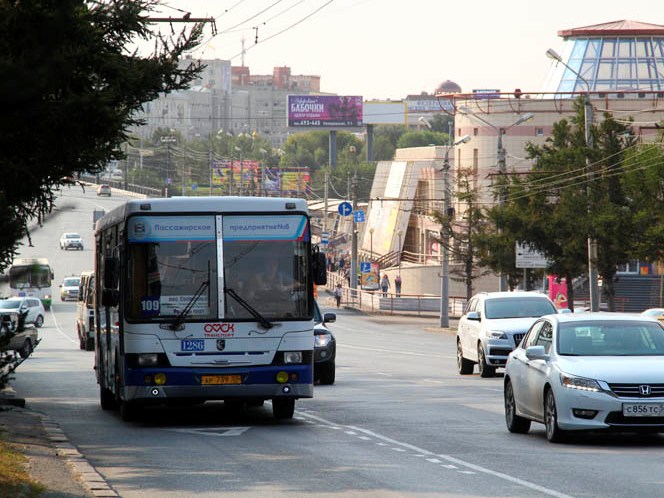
[395,274,402,297]
[333,282,343,308]
[380,274,390,298]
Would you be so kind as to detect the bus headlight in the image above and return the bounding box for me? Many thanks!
[138,353,158,366]
[283,352,302,364]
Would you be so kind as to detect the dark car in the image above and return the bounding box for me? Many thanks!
[314,300,336,385]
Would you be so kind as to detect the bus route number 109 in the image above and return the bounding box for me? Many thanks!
[140,296,161,317]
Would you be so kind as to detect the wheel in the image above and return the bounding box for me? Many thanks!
[100,385,115,410]
[120,399,140,421]
[85,337,95,351]
[477,342,495,378]
[504,380,531,433]
[79,333,85,350]
[34,315,44,328]
[18,339,33,359]
[457,339,474,375]
[316,361,336,385]
[544,389,567,443]
[272,398,295,420]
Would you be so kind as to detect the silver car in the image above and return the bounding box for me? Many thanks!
[456,291,558,377]
[0,310,38,358]
[504,313,664,442]
[0,297,46,328]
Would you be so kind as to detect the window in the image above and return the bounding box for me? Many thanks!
[535,128,544,137]
[473,127,478,136]
[534,321,553,353]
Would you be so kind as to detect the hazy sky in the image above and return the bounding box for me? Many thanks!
[159,0,661,100]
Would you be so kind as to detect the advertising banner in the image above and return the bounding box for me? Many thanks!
[212,159,260,193]
[548,275,569,309]
[288,95,363,127]
[361,262,381,291]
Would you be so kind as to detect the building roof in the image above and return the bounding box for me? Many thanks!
[558,20,664,38]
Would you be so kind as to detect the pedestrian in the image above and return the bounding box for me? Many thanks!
[333,282,343,308]
[395,274,402,297]
[380,274,390,298]
[338,256,345,275]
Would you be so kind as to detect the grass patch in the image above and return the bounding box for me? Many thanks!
[0,434,45,497]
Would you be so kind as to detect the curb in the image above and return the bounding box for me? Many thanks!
[39,414,119,497]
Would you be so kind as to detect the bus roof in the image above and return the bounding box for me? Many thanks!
[96,196,310,233]
[11,257,50,267]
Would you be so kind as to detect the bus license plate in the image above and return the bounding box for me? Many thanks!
[623,403,664,417]
[181,339,205,352]
[201,375,242,385]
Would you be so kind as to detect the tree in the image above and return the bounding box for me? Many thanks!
[433,167,492,300]
[396,130,449,148]
[0,0,205,271]
[488,101,636,310]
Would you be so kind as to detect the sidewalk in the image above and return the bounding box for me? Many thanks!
[0,387,113,497]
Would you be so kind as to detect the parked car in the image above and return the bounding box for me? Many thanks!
[456,291,558,377]
[641,308,664,320]
[504,312,664,442]
[0,297,45,328]
[59,232,84,250]
[97,184,112,196]
[0,310,38,359]
[59,275,81,301]
[314,300,336,385]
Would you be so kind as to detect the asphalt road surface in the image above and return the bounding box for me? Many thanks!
[5,186,664,498]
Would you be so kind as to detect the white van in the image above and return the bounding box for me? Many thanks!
[76,271,95,351]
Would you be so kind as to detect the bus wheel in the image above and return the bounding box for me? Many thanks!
[272,398,295,420]
[100,385,115,410]
[120,399,139,422]
[78,330,86,350]
[85,337,94,351]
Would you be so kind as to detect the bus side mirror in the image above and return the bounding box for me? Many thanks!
[312,250,326,286]
[103,256,119,289]
[101,289,119,307]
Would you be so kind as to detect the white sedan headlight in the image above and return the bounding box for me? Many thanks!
[488,330,507,339]
[315,333,332,348]
[560,373,602,392]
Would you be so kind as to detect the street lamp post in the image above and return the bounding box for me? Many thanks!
[397,230,403,273]
[369,228,374,262]
[234,146,244,196]
[440,134,472,328]
[458,107,533,291]
[546,48,599,312]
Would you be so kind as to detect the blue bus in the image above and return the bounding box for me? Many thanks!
[94,197,326,421]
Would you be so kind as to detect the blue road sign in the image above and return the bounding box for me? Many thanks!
[360,262,371,273]
[354,210,365,223]
[338,202,352,216]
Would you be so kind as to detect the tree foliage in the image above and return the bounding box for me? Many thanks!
[0,0,205,271]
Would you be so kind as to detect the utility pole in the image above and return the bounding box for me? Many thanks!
[350,146,358,291]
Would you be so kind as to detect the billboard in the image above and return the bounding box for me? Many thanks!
[211,161,310,196]
[288,95,363,128]
[363,101,407,125]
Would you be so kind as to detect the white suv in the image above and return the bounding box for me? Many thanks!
[456,291,558,377]
[59,232,84,250]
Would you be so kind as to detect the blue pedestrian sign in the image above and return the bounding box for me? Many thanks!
[360,262,371,273]
[338,202,352,216]
[354,210,365,223]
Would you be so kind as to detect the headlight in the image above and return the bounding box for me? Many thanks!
[488,330,507,339]
[283,351,303,364]
[315,333,332,348]
[560,373,602,392]
[138,353,158,366]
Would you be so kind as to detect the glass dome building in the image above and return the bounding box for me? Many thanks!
[541,20,664,94]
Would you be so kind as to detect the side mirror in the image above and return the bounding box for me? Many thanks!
[525,345,548,360]
[312,249,326,286]
[323,312,336,324]
[103,256,119,289]
[101,289,119,307]
[466,311,480,321]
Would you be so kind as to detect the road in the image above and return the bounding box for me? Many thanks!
[7,186,664,498]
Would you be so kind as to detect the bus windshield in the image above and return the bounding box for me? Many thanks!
[126,239,218,321]
[9,263,52,289]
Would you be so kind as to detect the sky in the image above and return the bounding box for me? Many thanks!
[157,0,662,100]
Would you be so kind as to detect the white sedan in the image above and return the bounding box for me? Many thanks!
[504,312,664,443]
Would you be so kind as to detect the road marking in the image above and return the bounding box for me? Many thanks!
[165,427,251,437]
[298,411,574,498]
[49,308,78,344]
